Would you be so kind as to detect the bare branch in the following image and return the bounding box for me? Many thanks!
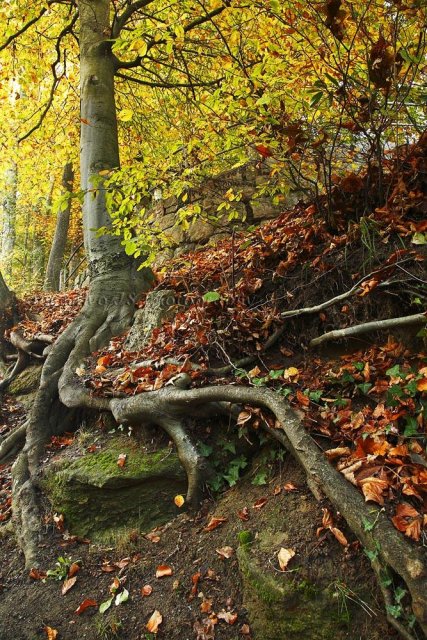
[115,70,222,88]
[17,13,78,143]
[310,313,426,347]
[112,0,156,37]
[114,1,232,69]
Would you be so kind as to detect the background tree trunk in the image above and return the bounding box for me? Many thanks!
[43,162,74,291]
[1,160,18,279]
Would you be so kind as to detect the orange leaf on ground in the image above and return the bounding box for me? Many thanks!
[75,599,97,615]
[283,482,298,491]
[156,564,173,578]
[61,576,77,595]
[146,610,163,634]
[417,378,427,391]
[330,527,348,547]
[296,390,310,407]
[278,547,295,571]
[117,453,127,468]
[237,507,250,521]
[200,598,213,613]
[29,568,47,580]
[141,585,153,596]
[252,497,268,509]
[44,627,58,640]
[204,516,228,532]
[68,562,81,578]
[392,503,422,541]
[359,477,389,505]
[145,531,161,543]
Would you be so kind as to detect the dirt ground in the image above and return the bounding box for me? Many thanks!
[0,446,398,640]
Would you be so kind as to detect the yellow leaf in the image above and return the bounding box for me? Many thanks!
[118,108,133,122]
[277,547,295,570]
[284,367,299,378]
[146,610,163,634]
[174,494,185,508]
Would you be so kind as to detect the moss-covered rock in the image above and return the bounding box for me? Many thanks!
[237,533,350,640]
[42,436,187,543]
[8,366,42,395]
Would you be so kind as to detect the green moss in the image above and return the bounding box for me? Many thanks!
[42,437,187,543]
[8,366,42,395]
[237,540,350,639]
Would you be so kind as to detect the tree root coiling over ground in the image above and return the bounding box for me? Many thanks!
[2,272,426,638]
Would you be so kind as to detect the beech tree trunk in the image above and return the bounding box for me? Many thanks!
[43,162,74,291]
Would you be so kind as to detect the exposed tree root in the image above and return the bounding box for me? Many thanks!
[53,376,427,637]
[9,264,152,569]
[310,313,426,347]
[3,272,426,638]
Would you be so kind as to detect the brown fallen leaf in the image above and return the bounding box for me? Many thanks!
[359,477,388,505]
[75,599,97,615]
[44,627,58,640]
[217,610,238,624]
[146,609,163,634]
[277,547,295,571]
[252,497,268,509]
[29,568,47,580]
[215,546,234,559]
[61,575,77,595]
[204,516,228,532]
[193,618,216,640]
[156,564,173,578]
[189,571,201,598]
[200,598,213,613]
[273,485,281,495]
[145,531,161,543]
[67,562,81,578]
[141,584,153,596]
[283,482,298,491]
[241,623,251,635]
[53,513,64,532]
[117,453,127,468]
[237,507,250,521]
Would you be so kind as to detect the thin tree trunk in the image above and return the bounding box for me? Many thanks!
[44,162,74,291]
[1,160,18,279]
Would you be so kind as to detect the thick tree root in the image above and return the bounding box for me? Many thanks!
[310,312,426,347]
[10,265,152,568]
[6,272,426,637]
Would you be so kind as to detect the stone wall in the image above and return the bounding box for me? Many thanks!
[151,160,302,260]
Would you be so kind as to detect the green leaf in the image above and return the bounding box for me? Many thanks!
[403,417,419,437]
[252,471,268,486]
[357,383,372,395]
[411,232,427,245]
[310,91,324,108]
[115,588,129,606]
[124,239,137,256]
[203,291,221,302]
[199,443,213,457]
[386,365,402,378]
[99,597,113,614]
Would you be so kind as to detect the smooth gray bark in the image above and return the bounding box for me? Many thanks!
[44,162,74,291]
[79,0,125,271]
[1,160,18,278]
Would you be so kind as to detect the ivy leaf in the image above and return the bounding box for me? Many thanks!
[202,291,221,302]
